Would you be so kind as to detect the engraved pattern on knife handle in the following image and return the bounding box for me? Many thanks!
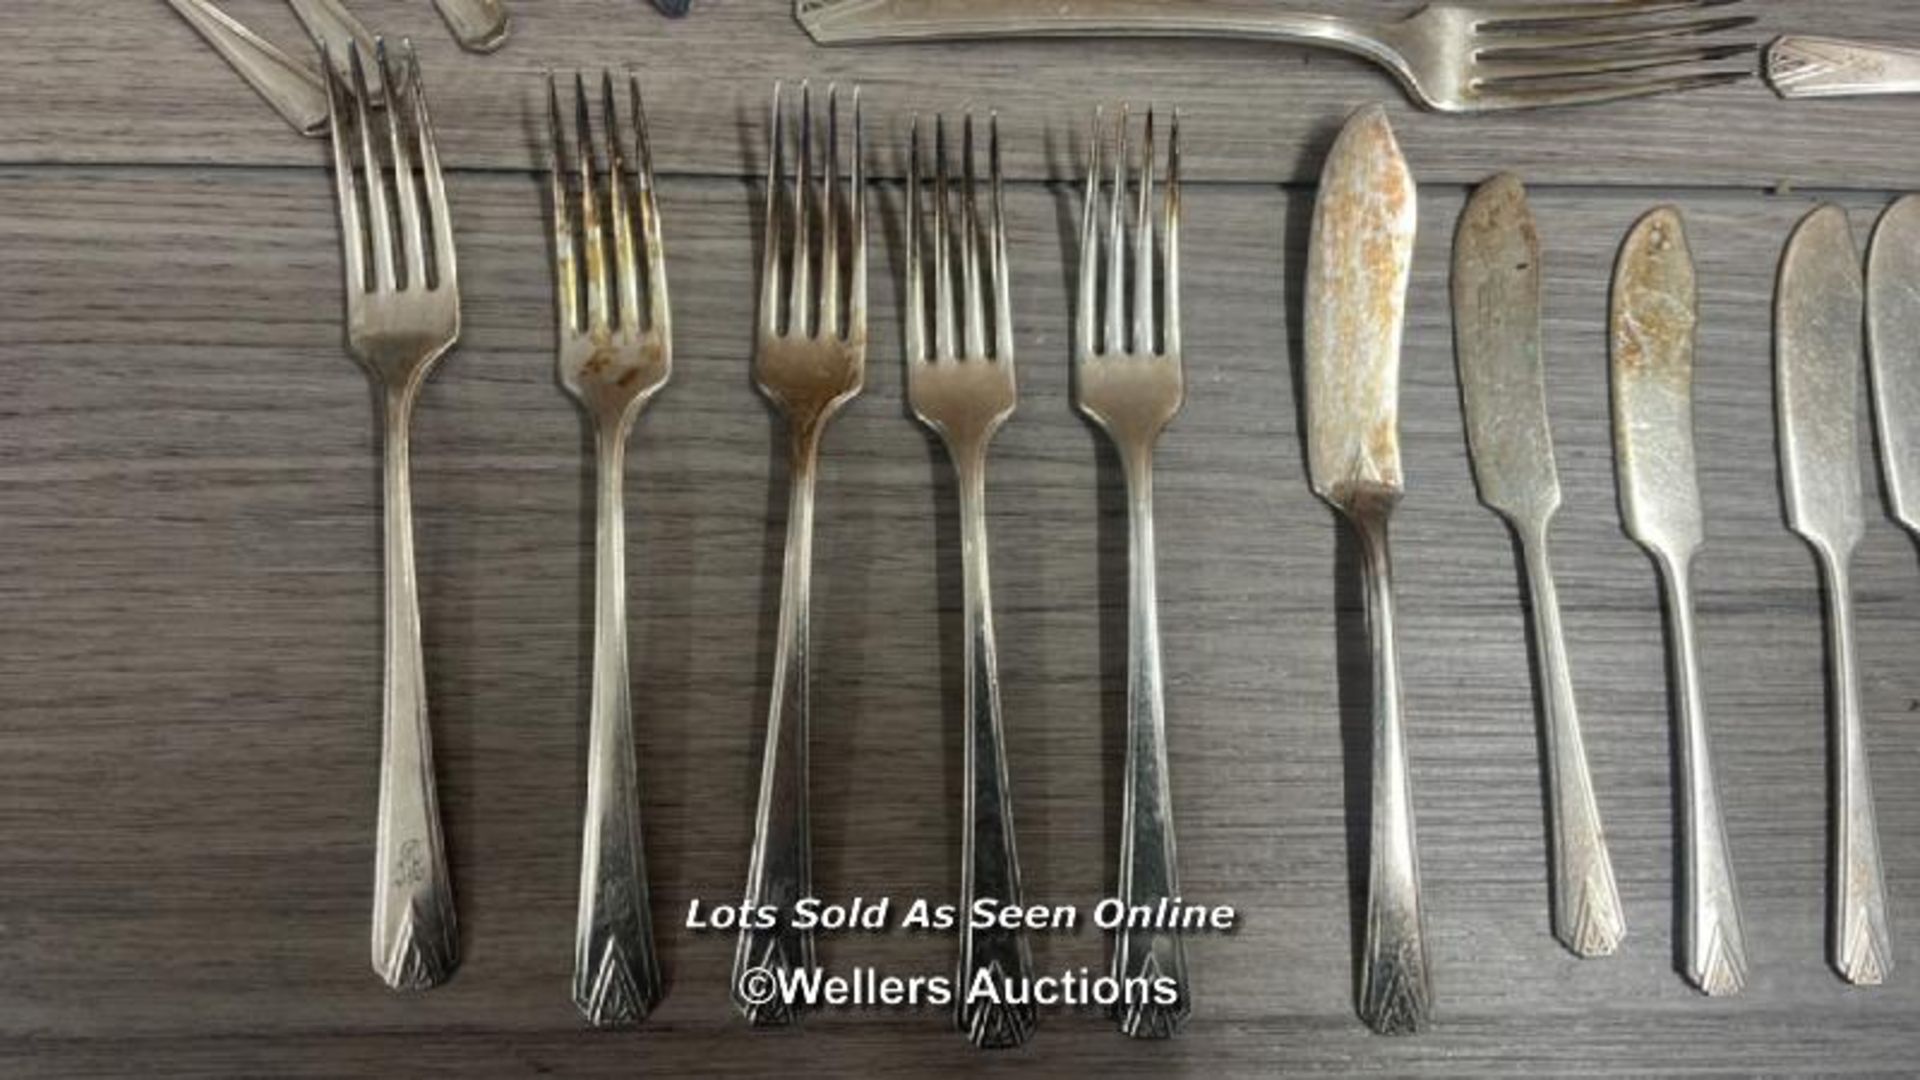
[1767,36,1920,98]
[1519,526,1626,958]
[166,0,328,136]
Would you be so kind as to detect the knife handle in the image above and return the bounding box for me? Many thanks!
[1658,554,1748,997]
[1817,553,1894,986]
[1767,36,1920,99]
[1518,524,1626,959]
[1351,509,1432,1036]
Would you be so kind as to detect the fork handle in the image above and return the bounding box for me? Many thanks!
[1817,552,1894,985]
[574,426,664,1026]
[1350,508,1431,1036]
[1113,450,1192,1039]
[733,435,821,1024]
[1767,36,1920,98]
[799,0,1390,66]
[371,391,458,991]
[952,452,1036,1049]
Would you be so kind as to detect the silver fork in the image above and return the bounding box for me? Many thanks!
[733,82,866,1026]
[1075,106,1191,1039]
[548,70,670,1028]
[321,39,460,992]
[905,113,1035,1050]
[799,0,1755,112]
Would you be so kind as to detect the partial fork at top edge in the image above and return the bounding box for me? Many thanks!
[322,38,461,994]
[797,0,1757,113]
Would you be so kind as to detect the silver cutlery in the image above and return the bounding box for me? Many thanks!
[322,41,462,991]
[734,82,867,1026]
[1304,105,1429,1035]
[168,0,328,136]
[1779,205,1894,987]
[548,70,671,1027]
[1074,105,1192,1040]
[1767,36,1920,98]
[435,0,512,52]
[905,112,1034,1050]
[798,0,1755,113]
[1610,207,1746,997]
[288,0,382,91]
[1452,175,1626,960]
[1868,197,1920,544]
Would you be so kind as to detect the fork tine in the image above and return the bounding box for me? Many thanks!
[789,83,813,338]
[1105,107,1127,356]
[761,83,784,338]
[933,115,955,361]
[323,45,367,296]
[820,86,841,341]
[547,73,579,335]
[1478,42,1752,82]
[1076,107,1101,361]
[991,112,1012,363]
[906,115,926,363]
[408,45,455,291]
[1477,67,1749,108]
[376,42,425,291]
[1479,15,1754,55]
[349,45,394,292]
[1132,108,1156,358]
[1164,109,1182,359]
[1475,0,1744,28]
[962,113,986,360]
[632,74,668,340]
[849,86,867,338]
[604,72,642,336]
[574,74,609,332]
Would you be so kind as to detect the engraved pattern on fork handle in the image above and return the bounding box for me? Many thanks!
[1817,554,1894,986]
[733,429,822,1024]
[1113,449,1192,1039]
[574,424,664,1027]
[1349,508,1431,1036]
[1517,523,1626,958]
[371,390,458,991]
[952,451,1037,1049]
[1659,556,1748,997]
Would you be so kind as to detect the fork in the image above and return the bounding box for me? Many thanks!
[321,40,461,991]
[733,82,866,1026]
[798,0,1756,112]
[548,70,670,1028]
[905,113,1035,1050]
[1075,106,1191,1039]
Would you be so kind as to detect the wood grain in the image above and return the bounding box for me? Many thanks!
[5,0,1920,1074]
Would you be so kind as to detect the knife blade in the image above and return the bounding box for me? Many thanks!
[1867,195,1920,536]
[1305,104,1430,1036]
[1452,174,1625,959]
[1305,104,1415,506]
[1610,206,1748,997]
[287,0,382,95]
[434,0,511,53]
[167,0,328,137]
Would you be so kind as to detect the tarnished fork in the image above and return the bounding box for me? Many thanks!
[321,40,461,991]
[547,70,671,1028]
[733,82,867,1026]
[1074,106,1191,1039]
[904,113,1034,1050]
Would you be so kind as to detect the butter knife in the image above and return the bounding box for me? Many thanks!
[167,0,328,136]
[1766,36,1920,99]
[1305,105,1430,1036]
[287,0,383,96]
[434,0,511,52]
[1777,204,1894,987]
[1610,207,1747,997]
[1452,175,1625,960]
[1868,196,1920,540]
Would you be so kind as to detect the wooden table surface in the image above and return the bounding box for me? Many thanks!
[7,1,1920,1076]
